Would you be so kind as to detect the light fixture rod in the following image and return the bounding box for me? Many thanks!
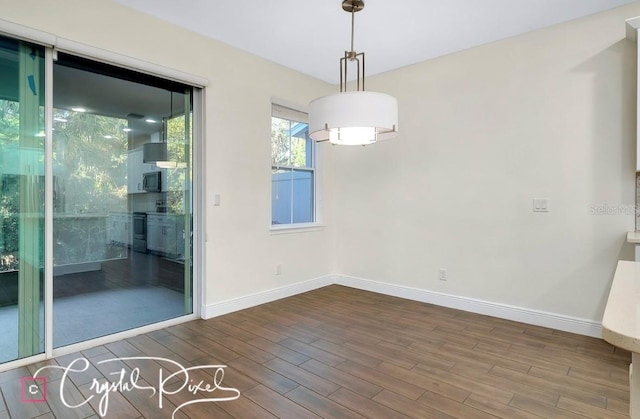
[350,8,355,55]
[340,56,344,92]
[340,52,365,92]
[340,1,366,93]
[356,57,360,91]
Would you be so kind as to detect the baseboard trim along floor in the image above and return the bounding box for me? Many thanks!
[202,274,602,338]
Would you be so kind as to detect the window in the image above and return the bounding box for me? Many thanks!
[271,104,315,226]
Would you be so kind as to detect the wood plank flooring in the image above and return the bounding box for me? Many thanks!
[54,251,186,300]
[0,285,631,418]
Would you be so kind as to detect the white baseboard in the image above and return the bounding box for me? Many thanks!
[200,274,602,338]
[201,275,335,319]
[335,275,603,338]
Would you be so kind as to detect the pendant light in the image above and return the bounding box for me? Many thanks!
[143,91,171,165]
[309,0,398,146]
[142,140,167,164]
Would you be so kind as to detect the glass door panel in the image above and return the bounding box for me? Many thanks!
[0,35,46,363]
[52,53,193,348]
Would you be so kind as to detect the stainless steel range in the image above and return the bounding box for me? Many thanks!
[132,212,147,253]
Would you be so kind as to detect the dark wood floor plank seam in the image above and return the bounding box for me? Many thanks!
[284,385,367,419]
[298,359,384,399]
[489,365,608,409]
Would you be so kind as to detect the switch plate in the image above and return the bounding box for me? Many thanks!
[213,194,221,206]
[533,198,549,212]
[439,268,447,281]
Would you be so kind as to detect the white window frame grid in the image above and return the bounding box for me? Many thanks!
[270,103,322,232]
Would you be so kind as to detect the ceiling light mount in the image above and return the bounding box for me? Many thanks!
[309,0,398,146]
[341,0,364,13]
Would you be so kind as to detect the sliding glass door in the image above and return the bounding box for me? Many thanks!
[0,36,46,363]
[52,53,193,348]
[0,34,196,365]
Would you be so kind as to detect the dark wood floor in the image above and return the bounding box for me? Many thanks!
[1,250,187,309]
[54,250,187,299]
[0,285,631,418]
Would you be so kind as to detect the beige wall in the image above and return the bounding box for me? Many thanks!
[0,0,336,308]
[332,3,640,322]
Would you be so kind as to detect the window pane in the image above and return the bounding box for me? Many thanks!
[0,36,46,363]
[292,170,314,223]
[270,105,315,227]
[52,53,193,348]
[290,122,311,168]
[271,168,292,225]
[271,117,291,167]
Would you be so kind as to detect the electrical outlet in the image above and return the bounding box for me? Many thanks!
[439,268,447,281]
[276,264,282,275]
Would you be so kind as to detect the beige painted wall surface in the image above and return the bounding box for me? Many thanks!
[0,0,336,307]
[332,3,640,322]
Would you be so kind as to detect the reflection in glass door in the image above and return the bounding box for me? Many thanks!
[0,36,46,363]
[51,53,194,348]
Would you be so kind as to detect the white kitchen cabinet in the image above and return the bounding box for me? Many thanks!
[108,212,131,246]
[628,17,640,172]
[127,148,144,194]
[146,215,162,252]
[147,214,185,257]
[127,147,160,194]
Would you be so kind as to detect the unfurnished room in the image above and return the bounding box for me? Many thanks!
[1,0,640,418]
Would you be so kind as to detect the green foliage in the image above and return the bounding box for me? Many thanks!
[0,101,21,267]
[0,101,19,143]
[271,117,308,168]
[1,101,130,269]
[0,177,19,260]
[166,114,191,214]
[52,109,128,214]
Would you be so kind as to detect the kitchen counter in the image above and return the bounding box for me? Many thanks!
[603,260,640,352]
[602,260,640,418]
[146,212,187,216]
[627,232,640,262]
[54,213,109,219]
[628,232,640,244]
[53,215,110,266]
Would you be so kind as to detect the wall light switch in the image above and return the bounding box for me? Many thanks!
[533,198,550,212]
[213,194,221,206]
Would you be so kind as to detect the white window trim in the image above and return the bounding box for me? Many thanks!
[270,223,325,234]
[270,101,323,231]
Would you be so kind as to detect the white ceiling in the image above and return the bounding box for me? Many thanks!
[115,0,638,84]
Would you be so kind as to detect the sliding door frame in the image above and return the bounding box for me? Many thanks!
[0,18,207,372]
[44,47,54,359]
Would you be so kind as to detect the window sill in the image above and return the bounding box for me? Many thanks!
[270,223,325,235]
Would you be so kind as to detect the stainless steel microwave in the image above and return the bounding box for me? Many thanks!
[143,171,162,192]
